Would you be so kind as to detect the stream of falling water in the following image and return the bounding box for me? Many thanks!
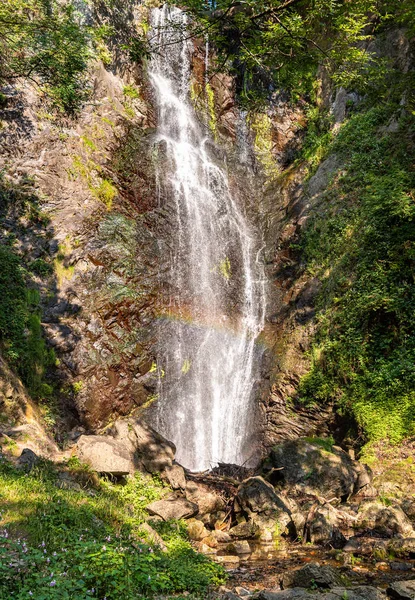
[149,5,266,472]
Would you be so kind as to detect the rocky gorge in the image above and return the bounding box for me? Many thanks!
[0,0,414,598]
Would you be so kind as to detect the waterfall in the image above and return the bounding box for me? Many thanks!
[148,5,266,472]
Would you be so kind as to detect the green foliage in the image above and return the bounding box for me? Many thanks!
[298,105,415,446]
[123,84,140,99]
[304,436,335,453]
[29,258,53,277]
[0,458,226,599]
[178,0,397,107]
[0,0,92,113]
[0,247,53,398]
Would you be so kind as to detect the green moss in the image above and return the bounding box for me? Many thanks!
[219,256,231,281]
[123,84,140,99]
[250,113,279,179]
[304,436,335,453]
[91,178,117,210]
[205,82,217,138]
[81,134,98,153]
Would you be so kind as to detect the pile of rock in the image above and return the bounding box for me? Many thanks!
[75,430,415,571]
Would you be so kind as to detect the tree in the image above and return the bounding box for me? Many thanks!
[0,0,92,113]
[173,0,407,106]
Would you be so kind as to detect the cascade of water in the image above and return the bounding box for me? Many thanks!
[148,5,266,472]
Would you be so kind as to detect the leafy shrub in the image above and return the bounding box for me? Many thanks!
[29,258,54,277]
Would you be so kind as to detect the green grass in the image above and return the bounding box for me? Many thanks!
[0,457,226,599]
[298,104,415,447]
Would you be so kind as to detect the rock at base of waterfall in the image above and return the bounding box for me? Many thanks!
[280,564,346,590]
[185,480,226,516]
[253,588,385,600]
[76,435,133,475]
[164,463,186,490]
[229,521,260,539]
[306,503,347,547]
[356,502,415,538]
[76,418,176,476]
[226,540,251,555]
[238,476,291,513]
[187,519,209,541]
[111,419,175,473]
[146,497,198,521]
[387,580,415,599]
[269,439,371,499]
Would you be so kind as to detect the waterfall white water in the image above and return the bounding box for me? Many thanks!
[148,5,266,472]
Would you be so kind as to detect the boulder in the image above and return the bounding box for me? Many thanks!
[112,419,175,473]
[388,538,415,558]
[238,477,298,516]
[229,521,260,539]
[356,502,415,537]
[164,463,186,490]
[343,536,388,557]
[185,480,225,516]
[187,519,209,541]
[306,504,347,547]
[238,477,287,513]
[226,540,251,555]
[17,448,39,472]
[387,580,415,600]
[270,439,371,499]
[76,419,176,476]
[146,498,198,521]
[237,477,300,539]
[76,435,134,475]
[281,564,345,590]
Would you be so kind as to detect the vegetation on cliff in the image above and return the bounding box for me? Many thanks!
[178,0,415,107]
[299,104,415,449]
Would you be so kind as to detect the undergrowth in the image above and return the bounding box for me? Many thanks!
[0,457,225,599]
[0,177,56,400]
[298,103,415,447]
